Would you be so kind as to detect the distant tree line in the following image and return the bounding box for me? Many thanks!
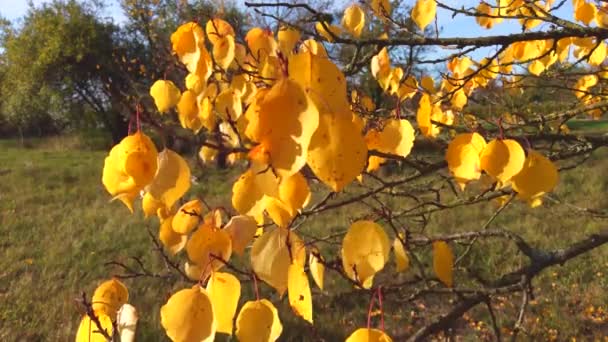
[0,0,246,143]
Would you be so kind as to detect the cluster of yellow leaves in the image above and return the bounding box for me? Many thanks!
[76,279,138,342]
[471,0,555,31]
[95,2,586,337]
[159,225,320,340]
[340,220,453,291]
[446,133,559,206]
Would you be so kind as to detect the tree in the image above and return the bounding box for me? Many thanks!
[79,0,608,340]
[0,1,123,138]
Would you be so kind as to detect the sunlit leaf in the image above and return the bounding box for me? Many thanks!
[341,220,390,287]
[91,278,128,320]
[251,227,306,295]
[346,328,393,342]
[206,272,241,335]
[342,5,365,38]
[411,0,437,30]
[307,111,367,191]
[160,286,216,342]
[150,80,181,113]
[235,299,282,342]
[433,241,454,287]
[287,263,313,323]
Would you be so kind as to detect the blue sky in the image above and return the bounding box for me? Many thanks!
[1,0,575,60]
[2,0,575,28]
[0,0,125,23]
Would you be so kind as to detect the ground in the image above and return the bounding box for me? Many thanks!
[0,132,606,341]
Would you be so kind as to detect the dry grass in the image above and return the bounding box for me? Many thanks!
[0,136,606,341]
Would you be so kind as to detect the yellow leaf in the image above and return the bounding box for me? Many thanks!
[172,199,204,234]
[224,215,258,255]
[411,0,436,31]
[256,78,320,178]
[265,197,294,228]
[146,148,191,210]
[171,22,205,67]
[573,74,598,98]
[215,87,242,121]
[102,132,158,212]
[186,223,232,279]
[588,41,607,66]
[375,119,415,158]
[264,299,283,341]
[205,18,235,45]
[341,220,390,287]
[184,261,204,281]
[307,111,368,191]
[342,5,365,38]
[278,172,310,216]
[199,96,216,131]
[235,299,282,342]
[199,146,218,164]
[171,22,212,80]
[371,0,392,17]
[420,75,435,93]
[185,73,205,94]
[447,56,473,75]
[445,132,487,189]
[142,192,163,218]
[309,247,325,290]
[213,35,236,70]
[245,27,277,62]
[177,90,204,133]
[76,313,113,342]
[528,60,545,76]
[512,150,559,202]
[289,51,350,115]
[315,21,342,42]
[371,48,391,85]
[206,272,241,335]
[92,279,129,320]
[299,39,328,57]
[160,286,216,342]
[575,1,597,25]
[287,263,313,323]
[346,328,393,342]
[159,215,187,255]
[480,139,526,185]
[231,164,279,220]
[475,2,497,29]
[393,235,410,273]
[278,26,301,55]
[150,80,181,113]
[416,93,442,138]
[433,241,454,287]
[597,4,608,28]
[451,88,468,109]
[204,208,223,228]
[251,227,306,296]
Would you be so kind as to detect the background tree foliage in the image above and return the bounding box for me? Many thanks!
[0,0,246,142]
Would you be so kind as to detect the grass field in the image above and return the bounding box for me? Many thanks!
[0,136,607,341]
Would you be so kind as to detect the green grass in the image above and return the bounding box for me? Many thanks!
[0,137,607,340]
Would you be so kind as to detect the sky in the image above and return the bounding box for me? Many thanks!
[0,0,125,23]
[0,0,576,61]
